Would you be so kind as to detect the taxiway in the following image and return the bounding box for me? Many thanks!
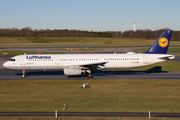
[1,69,180,80]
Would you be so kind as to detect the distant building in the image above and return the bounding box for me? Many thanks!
[133,22,136,32]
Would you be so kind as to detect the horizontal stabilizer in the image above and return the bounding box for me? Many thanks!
[158,55,175,60]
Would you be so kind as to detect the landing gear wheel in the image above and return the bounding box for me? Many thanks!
[22,70,25,77]
[87,73,93,78]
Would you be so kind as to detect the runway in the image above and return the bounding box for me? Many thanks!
[1,112,180,118]
[1,68,180,80]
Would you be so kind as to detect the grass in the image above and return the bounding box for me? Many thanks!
[0,117,179,120]
[1,37,180,47]
[122,61,180,73]
[173,53,180,56]
[0,79,180,113]
[134,47,180,53]
[0,50,63,56]
[50,47,121,51]
[0,37,30,45]
[0,43,152,48]
[24,37,78,43]
[0,43,154,48]
[50,48,102,51]
[168,47,180,52]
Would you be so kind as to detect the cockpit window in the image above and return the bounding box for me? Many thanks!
[9,59,15,61]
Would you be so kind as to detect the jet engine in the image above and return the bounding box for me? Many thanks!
[64,67,82,75]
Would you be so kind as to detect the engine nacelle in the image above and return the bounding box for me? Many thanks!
[97,65,106,70]
[64,67,82,75]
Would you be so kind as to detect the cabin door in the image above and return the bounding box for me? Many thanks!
[55,56,60,65]
[143,55,148,64]
[20,56,25,65]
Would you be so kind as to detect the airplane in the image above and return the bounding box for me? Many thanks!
[3,30,175,78]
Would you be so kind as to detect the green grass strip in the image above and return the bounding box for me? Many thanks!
[0,50,63,56]
[134,47,180,52]
[0,79,180,113]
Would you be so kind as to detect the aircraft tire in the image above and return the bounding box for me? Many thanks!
[87,73,93,78]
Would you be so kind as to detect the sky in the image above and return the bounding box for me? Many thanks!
[0,0,180,31]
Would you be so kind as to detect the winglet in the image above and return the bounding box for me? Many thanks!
[145,30,172,54]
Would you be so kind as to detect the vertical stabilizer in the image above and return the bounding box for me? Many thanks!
[145,30,172,54]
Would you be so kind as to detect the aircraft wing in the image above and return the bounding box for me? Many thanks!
[78,62,108,66]
[68,62,108,70]
[79,62,108,70]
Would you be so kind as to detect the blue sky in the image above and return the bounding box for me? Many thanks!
[0,0,180,31]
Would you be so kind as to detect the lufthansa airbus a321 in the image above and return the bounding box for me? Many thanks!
[3,30,175,78]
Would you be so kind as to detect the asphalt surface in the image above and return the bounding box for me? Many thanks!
[1,112,180,118]
[1,69,180,80]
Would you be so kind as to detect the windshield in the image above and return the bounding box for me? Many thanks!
[9,59,15,61]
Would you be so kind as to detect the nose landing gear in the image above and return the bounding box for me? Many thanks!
[22,70,25,77]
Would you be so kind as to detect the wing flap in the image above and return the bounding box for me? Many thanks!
[68,62,108,70]
[78,62,108,67]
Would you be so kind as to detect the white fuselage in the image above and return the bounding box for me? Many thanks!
[3,53,174,70]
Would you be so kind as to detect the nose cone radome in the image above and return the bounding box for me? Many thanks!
[3,62,8,69]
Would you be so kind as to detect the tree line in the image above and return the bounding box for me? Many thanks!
[117,29,180,41]
[0,27,180,41]
[0,27,112,38]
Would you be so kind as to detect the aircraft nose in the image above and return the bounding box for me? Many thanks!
[3,62,8,68]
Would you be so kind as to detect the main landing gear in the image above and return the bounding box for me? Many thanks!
[86,70,93,78]
[22,70,25,77]
[87,73,93,78]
